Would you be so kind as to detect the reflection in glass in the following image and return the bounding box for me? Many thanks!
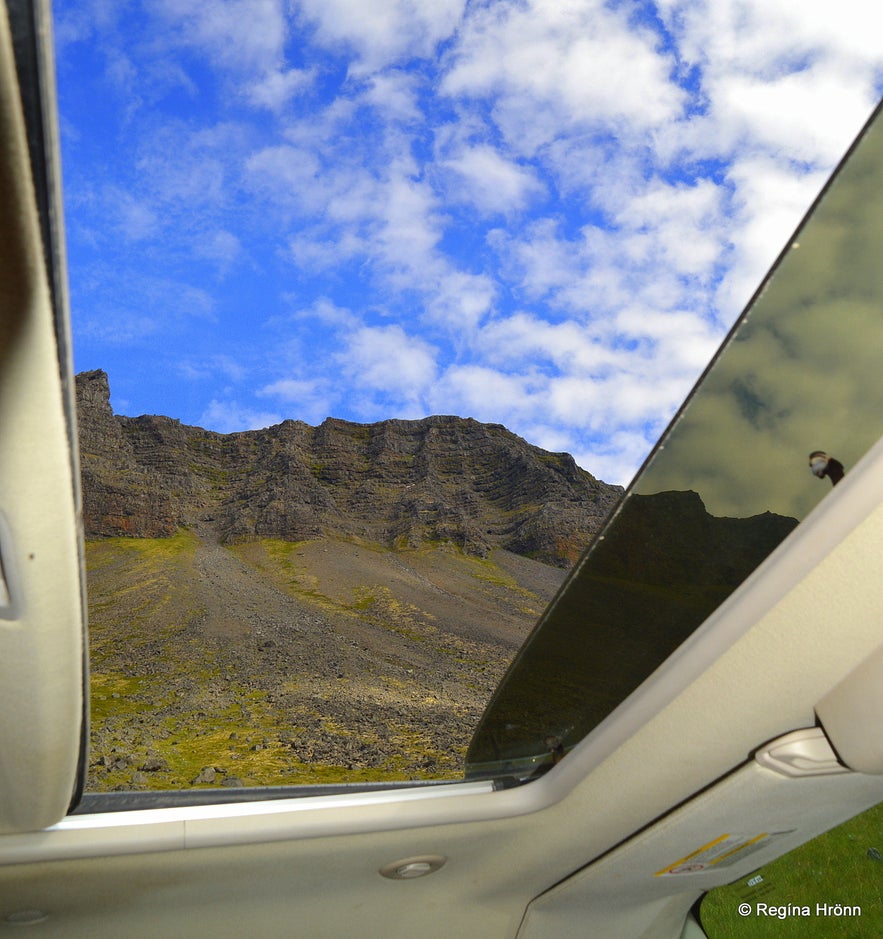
[809,451,845,486]
[466,103,883,780]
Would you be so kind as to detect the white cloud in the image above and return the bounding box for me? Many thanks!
[199,398,282,433]
[245,145,322,212]
[288,230,370,270]
[177,354,247,384]
[154,0,288,73]
[54,0,122,47]
[78,311,162,345]
[714,157,831,318]
[380,176,440,254]
[439,143,545,216]
[112,190,160,241]
[428,365,536,423]
[658,0,883,85]
[424,271,496,334]
[260,378,322,401]
[194,229,242,269]
[362,71,422,122]
[651,2,882,174]
[258,377,333,424]
[488,219,581,304]
[574,428,656,486]
[612,180,724,277]
[96,122,249,261]
[164,283,217,321]
[706,70,878,166]
[297,0,466,73]
[442,0,684,153]
[246,67,315,111]
[487,173,729,328]
[521,424,574,455]
[149,0,321,119]
[614,308,720,375]
[323,170,385,224]
[261,153,496,332]
[291,298,356,329]
[478,313,615,375]
[337,325,438,404]
[104,49,138,98]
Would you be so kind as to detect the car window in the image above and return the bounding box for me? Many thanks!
[47,0,882,797]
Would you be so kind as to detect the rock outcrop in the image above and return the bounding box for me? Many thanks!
[76,370,622,567]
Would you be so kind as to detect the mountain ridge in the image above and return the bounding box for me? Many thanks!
[76,369,622,567]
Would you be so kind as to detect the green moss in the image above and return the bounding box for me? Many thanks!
[90,674,155,722]
[86,531,201,638]
[86,528,198,561]
[462,553,540,601]
[352,590,377,611]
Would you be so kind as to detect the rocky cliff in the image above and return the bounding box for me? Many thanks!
[76,370,621,567]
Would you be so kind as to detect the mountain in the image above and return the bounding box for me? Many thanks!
[75,369,621,567]
[76,369,603,790]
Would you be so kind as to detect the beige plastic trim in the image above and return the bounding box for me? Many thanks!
[0,781,495,866]
[754,728,851,778]
[679,913,708,939]
[0,0,85,834]
[817,643,883,775]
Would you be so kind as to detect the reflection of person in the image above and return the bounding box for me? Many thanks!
[809,451,845,486]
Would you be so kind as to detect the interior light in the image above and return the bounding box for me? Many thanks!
[379,855,447,880]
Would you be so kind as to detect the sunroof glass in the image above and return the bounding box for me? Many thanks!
[465,101,883,781]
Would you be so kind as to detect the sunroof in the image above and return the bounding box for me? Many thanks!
[76,101,882,799]
[44,0,882,799]
[466,101,883,781]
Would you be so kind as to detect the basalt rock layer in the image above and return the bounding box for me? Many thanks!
[76,370,621,567]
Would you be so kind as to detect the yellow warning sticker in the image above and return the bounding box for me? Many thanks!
[655,831,793,876]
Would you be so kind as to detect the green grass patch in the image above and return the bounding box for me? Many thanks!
[700,801,883,937]
[86,528,198,563]
[90,680,175,718]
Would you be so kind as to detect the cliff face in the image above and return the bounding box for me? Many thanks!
[76,372,180,538]
[76,370,622,567]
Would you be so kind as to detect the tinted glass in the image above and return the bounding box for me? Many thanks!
[466,103,883,780]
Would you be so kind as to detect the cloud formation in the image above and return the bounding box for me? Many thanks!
[56,0,882,485]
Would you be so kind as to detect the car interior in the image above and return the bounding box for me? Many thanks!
[1,1,881,936]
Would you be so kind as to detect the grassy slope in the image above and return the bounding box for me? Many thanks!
[86,533,561,791]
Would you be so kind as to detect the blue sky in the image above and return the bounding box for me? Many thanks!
[53,0,882,484]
